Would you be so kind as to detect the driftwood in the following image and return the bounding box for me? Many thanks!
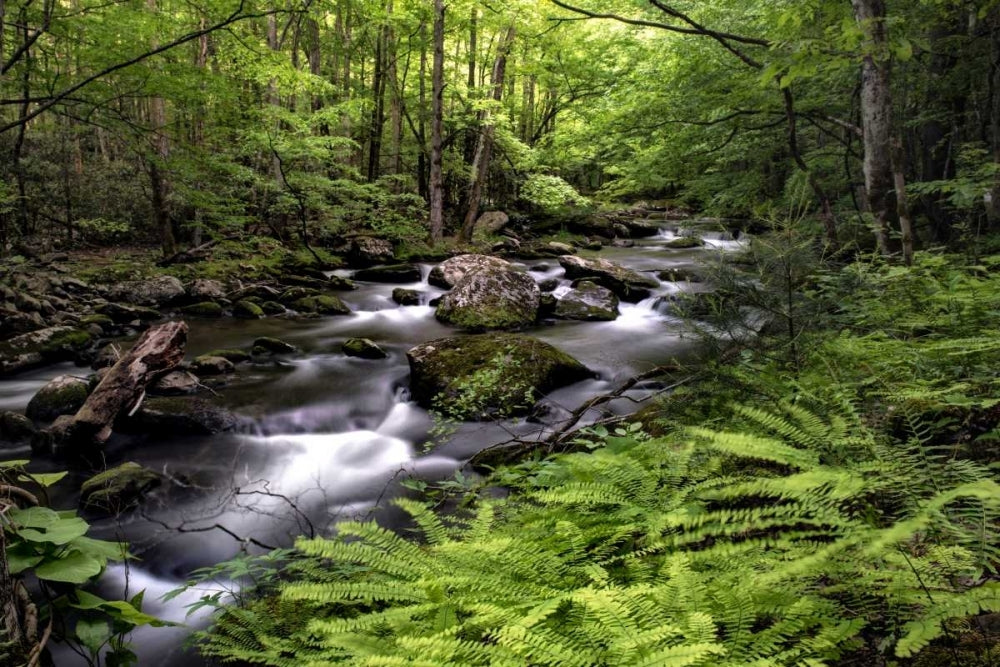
[56,321,188,446]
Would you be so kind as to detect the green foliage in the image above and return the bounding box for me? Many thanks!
[521,174,592,215]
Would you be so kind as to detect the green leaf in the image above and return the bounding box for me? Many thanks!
[72,591,176,628]
[9,506,59,529]
[17,516,89,545]
[70,536,128,562]
[17,471,68,487]
[75,617,111,654]
[34,550,103,583]
[4,542,43,574]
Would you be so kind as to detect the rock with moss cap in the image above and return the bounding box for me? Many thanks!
[343,338,387,359]
[407,334,592,420]
[435,266,540,331]
[124,397,238,436]
[106,275,185,306]
[97,302,162,324]
[180,301,224,318]
[253,337,297,354]
[291,294,351,316]
[80,462,162,514]
[192,355,235,375]
[0,326,94,376]
[664,236,705,249]
[151,370,200,395]
[392,288,422,306]
[558,255,659,302]
[554,281,620,321]
[0,411,38,443]
[233,300,265,319]
[354,264,422,284]
[428,254,510,289]
[26,375,90,422]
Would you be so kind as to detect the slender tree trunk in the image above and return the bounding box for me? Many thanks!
[464,7,477,164]
[417,20,429,200]
[387,2,403,176]
[192,20,209,246]
[460,26,515,242]
[148,0,175,257]
[367,15,388,182]
[852,0,895,255]
[429,0,445,243]
[892,137,914,265]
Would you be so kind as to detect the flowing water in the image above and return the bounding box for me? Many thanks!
[0,222,743,665]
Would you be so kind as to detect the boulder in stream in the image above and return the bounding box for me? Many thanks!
[253,337,297,354]
[428,254,509,289]
[186,278,227,301]
[233,300,265,319]
[435,266,540,331]
[26,375,90,422]
[0,326,94,376]
[150,370,200,395]
[0,411,38,443]
[106,275,185,307]
[392,288,422,306]
[554,281,620,321]
[559,255,659,302]
[80,462,162,514]
[191,355,235,375]
[180,301,224,318]
[407,334,593,420]
[291,294,351,316]
[125,397,238,436]
[353,264,422,283]
[342,338,388,359]
[665,236,705,249]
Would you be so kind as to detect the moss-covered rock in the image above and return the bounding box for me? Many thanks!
[192,355,236,375]
[80,314,115,330]
[435,267,540,331]
[97,302,162,324]
[291,295,351,316]
[233,300,265,319]
[80,462,162,513]
[125,397,238,436]
[253,337,297,354]
[278,286,320,305]
[261,301,286,315]
[664,236,705,249]
[407,334,593,420]
[0,326,94,376]
[343,338,387,359]
[106,275,185,306]
[658,267,705,283]
[150,370,200,395]
[354,264,422,284]
[25,375,90,422]
[428,254,510,289]
[0,411,38,443]
[392,288,422,306]
[559,255,659,302]
[180,301,224,318]
[554,281,620,321]
[202,348,251,363]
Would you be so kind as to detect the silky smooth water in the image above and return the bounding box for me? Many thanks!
[0,222,743,665]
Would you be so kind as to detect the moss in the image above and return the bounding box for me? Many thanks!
[39,328,93,354]
[291,295,350,315]
[180,301,224,318]
[80,314,114,328]
[26,376,90,422]
[261,301,286,315]
[665,236,705,249]
[343,338,387,359]
[253,337,297,354]
[80,462,161,512]
[204,348,251,363]
[233,300,265,319]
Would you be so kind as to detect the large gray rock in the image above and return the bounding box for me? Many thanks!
[435,266,540,331]
[558,255,660,302]
[407,334,592,420]
[26,375,90,422]
[428,254,510,289]
[187,279,226,301]
[476,210,510,235]
[0,307,46,340]
[150,370,200,395]
[107,275,185,307]
[554,281,620,321]
[0,326,94,376]
[349,237,395,266]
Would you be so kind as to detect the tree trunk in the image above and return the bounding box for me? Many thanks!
[851,0,895,256]
[429,0,445,243]
[367,17,387,182]
[460,26,515,242]
[54,321,188,446]
[417,20,429,200]
[892,137,914,265]
[464,7,478,164]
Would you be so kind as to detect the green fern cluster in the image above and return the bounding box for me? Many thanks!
[194,397,1000,665]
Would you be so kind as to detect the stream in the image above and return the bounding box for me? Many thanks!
[0,222,743,665]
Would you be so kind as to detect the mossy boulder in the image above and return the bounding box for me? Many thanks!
[392,288,422,306]
[354,264,422,283]
[343,338,387,359]
[180,301,224,318]
[554,281,620,321]
[664,236,705,249]
[0,411,38,443]
[658,267,705,283]
[80,314,115,331]
[559,255,659,302]
[25,375,90,422]
[186,278,226,301]
[233,300,265,319]
[435,267,540,331]
[202,348,251,363]
[106,275,185,306]
[428,254,509,289]
[261,301,286,315]
[349,237,396,266]
[0,326,94,376]
[80,462,162,513]
[150,370,200,395]
[253,337,297,354]
[192,355,236,375]
[407,334,593,420]
[291,295,351,316]
[97,302,162,324]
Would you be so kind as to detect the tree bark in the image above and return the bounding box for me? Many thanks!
[851,0,895,255]
[459,26,515,242]
[464,7,478,164]
[417,20,429,200]
[56,321,188,446]
[892,137,914,265]
[428,0,445,244]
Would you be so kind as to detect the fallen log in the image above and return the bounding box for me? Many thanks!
[49,321,187,448]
